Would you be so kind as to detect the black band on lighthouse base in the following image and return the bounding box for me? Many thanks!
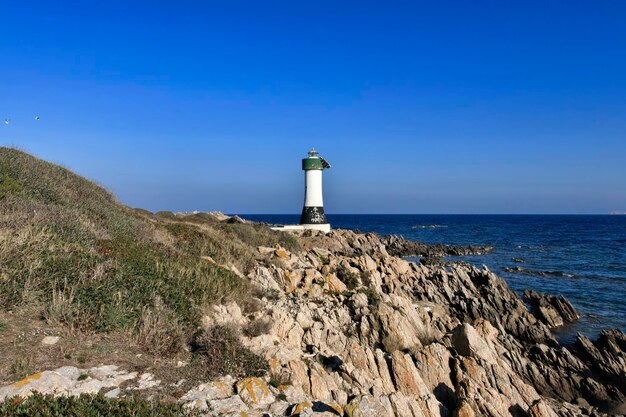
[300,206,328,225]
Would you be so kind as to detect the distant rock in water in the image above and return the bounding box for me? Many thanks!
[382,234,493,263]
[504,266,576,278]
[411,224,447,229]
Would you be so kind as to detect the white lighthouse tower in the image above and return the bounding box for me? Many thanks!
[271,148,332,233]
[300,149,331,230]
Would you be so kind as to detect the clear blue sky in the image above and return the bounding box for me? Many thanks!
[1,1,625,214]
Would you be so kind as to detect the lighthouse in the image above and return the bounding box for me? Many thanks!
[270,148,332,233]
[300,149,331,228]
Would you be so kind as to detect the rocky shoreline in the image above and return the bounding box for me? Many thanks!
[1,227,625,416]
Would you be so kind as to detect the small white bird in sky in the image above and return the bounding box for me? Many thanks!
[35,115,41,121]
[4,118,10,125]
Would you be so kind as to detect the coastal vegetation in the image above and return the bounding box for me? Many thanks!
[0,147,295,376]
[0,393,197,417]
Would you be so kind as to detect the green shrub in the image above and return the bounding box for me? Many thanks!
[335,264,359,290]
[0,174,23,199]
[0,393,197,417]
[358,287,380,307]
[360,270,372,286]
[269,370,292,388]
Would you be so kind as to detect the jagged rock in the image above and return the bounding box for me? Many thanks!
[528,400,560,417]
[350,292,369,309]
[453,400,475,417]
[414,343,456,410]
[390,351,426,395]
[290,401,344,416]
[309,363,338,403]
[574,330,626,388]
[572,330,626,412]
[290,401,314,415]
[213,229,626,415]
[270,400,291,415]
[524,290,580,328]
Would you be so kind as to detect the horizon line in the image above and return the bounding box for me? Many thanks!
[233,213,624,216]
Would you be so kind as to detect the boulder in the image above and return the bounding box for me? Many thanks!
[344,395,393,417]
[181,377,235,404]
[0,365,138,401]
[452,323,497,364]
[236,377,275,408]
[208,395,250,415]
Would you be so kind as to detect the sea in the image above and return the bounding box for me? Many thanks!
[242,214,626,343]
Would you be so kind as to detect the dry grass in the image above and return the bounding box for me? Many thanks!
[242,318,273,338]
[241,297,264,314]
[190,325,269,378]
[134,296,185,357]
[382,334,405,353]
[42,284,77,328]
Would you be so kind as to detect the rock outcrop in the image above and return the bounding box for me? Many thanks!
[382,234,493,263]
[0,365,155,401]
[524,290,580,328]
[1,228,625,416]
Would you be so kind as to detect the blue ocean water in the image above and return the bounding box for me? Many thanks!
[243,214,626,340]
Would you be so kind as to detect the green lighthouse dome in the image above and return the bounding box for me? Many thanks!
[302,148,331,171]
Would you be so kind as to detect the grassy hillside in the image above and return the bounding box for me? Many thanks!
[0,147,297,362]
